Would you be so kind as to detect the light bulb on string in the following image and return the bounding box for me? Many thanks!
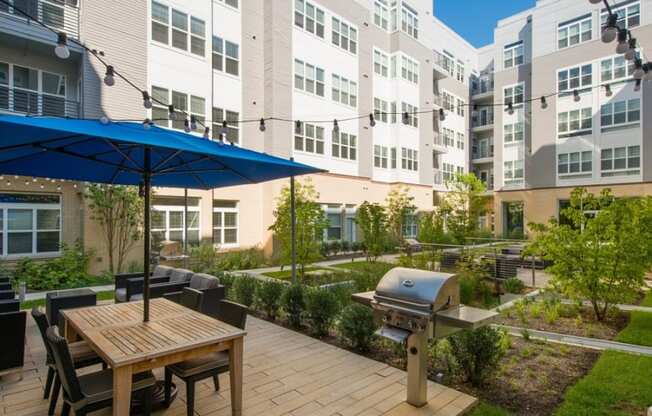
[605,84,613,97]
[143,119,152,130]
[54,32,70,59]
[540,96,548,109]
[369,113,376,127]
[203,127,210,139]
[184,119,191,133]
[507,103,514,115]
[103,65,115,86]
[100,116,110,125]
[573,89,580,102]
[190,115,197,131]
[142,91,152,109]
[333,119,339,133]
[259,118,266,132]
[168,105,176,120]
[439,108,446,121]
[625,38,637,61]
[616,29,629,54]
[602,14,619,43]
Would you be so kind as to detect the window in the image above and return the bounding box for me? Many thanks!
[403,212,418,238]
[212,107,239,144]
[151,86,204,131]
[373,98,389,123]
[442,128,454,147]
[0,62,69,117]
[504,122,524,143]
[442,92,455,112]
[401,148,418,171]
[558,107,592,136]
[456,132,465,150]
[601,2,640,31]
[391,147,397,168]
[374,0,389,30]
[294,59,325,97]
[0,194,61,257]
[504,160,524,182]
[456,60,465,83]
[213,200,238,245]
[216,0,238,9]
[150,2,205,57]
[558,151,592,175]
[401,102,418,127]
[601,98,640,128]
[456,99,465,117]
[442,163,454,182]
[601,146,640,175]
[294,0,325,38]
[331,74,357,107]
[401,3,418,39]
[325,211,342,240]
[332,17,357,54]
[600,55,636,82]
[190,17,206,56]
[212,36,239,76]
[374,49,389,77]
[503,42,524,69]
[152,199,200,245]
[558,64,592,93]
[151,1,169,44]
[504,84,524,106]
[332,131,357,160]
[374,145,388,168]
[558,16,592,49]
[294,123,324,154]
[400,55,419,84]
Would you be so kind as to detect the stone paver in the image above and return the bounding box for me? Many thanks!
[1,311,475,416]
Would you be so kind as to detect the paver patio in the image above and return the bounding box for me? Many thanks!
[0,310,476,416]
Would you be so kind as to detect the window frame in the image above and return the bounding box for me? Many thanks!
[601,145,640,175]
[294,0,325,39]
[331,16,357,54]
[503,83,525,107]
[558,151,592,175]
[212,36,239,76]
[331,131,357,161]
[152,204,201,246]
[373,48,389,78]
[401,102,418,128]
[400,147,418,171]
[557,107,592,137]
[557,15,592,50]
[294,59,325,97]
[601,1,640,31]
[0,195,62,258]
[294,122,325,155]
[601,98,640,129]
[373,0,389,31]
[503,42,524,69]
[374,145,388,169]
[213,201,238,247]
[331,74,357,108]
[150,1,205,57]
[400,2,418,39]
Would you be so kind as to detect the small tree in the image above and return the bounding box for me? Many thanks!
[85,184,143,275]
[269,179,328,279]
[448,327,504,386]
[417,210,451,244]
[355,202,389,262]
[385,185,416,243]
[529,188,652,321]
[441,173,488,244]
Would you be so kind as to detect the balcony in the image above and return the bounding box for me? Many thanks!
[0,86,80,118]
[433,168,443,185]
[471,146,494,164]
[432,132,447,153]
[470,75,494,98]
[0,0,80,40]
[433,50,452,80]
[471,111,494,132]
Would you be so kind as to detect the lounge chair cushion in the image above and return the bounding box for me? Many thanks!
[114,288,127,303]
[168,268,193,284]
[189,274,221,290]
[78,369,156,404]
[167,351,229,378]
[152,265,174,279]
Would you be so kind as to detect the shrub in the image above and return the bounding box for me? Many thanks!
[429,339,458,377]
[448,326,504,386]
[504,278,525,294]
[15,242,93,290]
[215,248,266,271]
[232,275,258,307]
[256,279,285,320]
[515,300,528,324]
[544,303,560,324]
[529,302,542,319]
[189,243,218,273]
[305,288,340,336]
[338,304,376,351]
[281,283,305,328]
[217,272,237,300]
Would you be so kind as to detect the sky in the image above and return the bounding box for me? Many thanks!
[433,0,537,48]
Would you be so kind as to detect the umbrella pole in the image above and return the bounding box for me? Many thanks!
[184,188,188,268]
[143,147,151,322]
[290,173,296,284]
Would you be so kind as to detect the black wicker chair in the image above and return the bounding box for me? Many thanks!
[0,310,26,373]
[45,326,155,416]
[163,273,225,318]
[32,308,106,415]
[164,299,247,416]
[115,267,195,303]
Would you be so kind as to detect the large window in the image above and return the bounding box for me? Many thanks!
[601,98,640,128]
[212,36,239,76]
[558,151,592,175]
[332,17,357,54]
[503,42,524,69]
[374,0,389,30]
[403,212,418,238]
[503,84,524,107]
[558,107,592,137]
[504,160,524,182]
[0,62,69,116]
[332,131,357,161]
[212,107,239,144]
[401,148,418,171]
[456,132,465,150]
[374,145,388,168]
[0,194,61,257]
[151,86,205,131]
[216,0,238,9]
[504,121,524,143]
[400,55,419,84]
[558,15,592,50]
[558,64,592,93]
[325,209,342,240]
[294,0,325,38]
[151,1,205,57]
[374,49,389,77]
[213,200,238,246]
[331,74,357,108]
[601,2,640,30]
[401,102,418,127]
[373,98,389,123]
[601,146,640,177]
[294,123,324,154]
[401,3,418,39]
[152,199,200,246]
[442,128,454,147]
[294,59,325,97]
[600,55,635,82]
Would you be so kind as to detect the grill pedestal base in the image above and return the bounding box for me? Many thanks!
[406,332,428,407]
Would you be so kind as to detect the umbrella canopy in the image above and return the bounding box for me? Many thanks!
[0,114,321,187]
[0,114,324,321]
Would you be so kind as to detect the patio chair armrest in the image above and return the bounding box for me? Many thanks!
[150,276,170,285]
[199,286,226,318]
[163,291,183,304]
[114,272,144,289]
[126,277,144,300]
[149,282,190,299]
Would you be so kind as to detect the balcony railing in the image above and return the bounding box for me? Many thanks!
[471,76,494,96]
[433,169,443,185]
[433,50,454,77]
[0,86,80,117]
[433,132,445,147]
[0,0,80,39]
[472,111,494,128]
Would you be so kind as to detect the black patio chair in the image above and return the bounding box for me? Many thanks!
[163,273,225,317]
[164,299,248,416]
[179,287,204,310]
[0,310,26,373]
[31,308,105,415]
[45,326,155,416]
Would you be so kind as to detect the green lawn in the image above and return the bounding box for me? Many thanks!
[330,260,394,273]
[555,351,652,416]
[615,311,652,347]
[262,267,331,280]
[641,291,652,307]
[469,403,511,416]
[20,290,115,310]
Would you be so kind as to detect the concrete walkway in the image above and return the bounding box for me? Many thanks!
[495,324,652,356]
[238,254,400,276]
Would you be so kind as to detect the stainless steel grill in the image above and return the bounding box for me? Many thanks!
[352,267,497,408]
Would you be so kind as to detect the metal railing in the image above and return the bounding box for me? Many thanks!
[433,132,445,147]
[472,148,494,160]
[433,169,443,185]
[0,0,80,39]
[0,86,80,117]
[471,77,494,96]
[433,50,454,76]
[472,111,494,128]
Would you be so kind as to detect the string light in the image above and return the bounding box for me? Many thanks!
[625,38,637,61]
[190,115,198,131]
[573,89,580,102]
[142,91,152,109]
[103,66,115,86]
[634,79,642,92]
[99,116,110,125]
[507,103,514,115]
[333,119,339,133]
[54,32,70,59]
[184,119,191,133]
[220,120,228,139]
[259,118,266,132]
[616,29,629,54]
[203,127,211,138]
[605,84,613,96]
[602,14,619,43]
[439,108,445,121]
[633,59,645,79]
[143,118,152,129]
[168,105,176,120]
[540,96,548,109]
[295,120,302,133]
[369,113,376,127]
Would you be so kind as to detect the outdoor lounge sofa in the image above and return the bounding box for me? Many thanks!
[163,273,226,318]
[114,266,195,303]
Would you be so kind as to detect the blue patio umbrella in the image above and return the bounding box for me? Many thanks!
[0,114,324,320]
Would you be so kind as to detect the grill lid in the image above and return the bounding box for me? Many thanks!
[374,268,458,310]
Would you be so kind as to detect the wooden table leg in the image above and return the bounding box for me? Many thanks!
[113,365,133,416]
[229,337,244,416]
[63,318,77,343]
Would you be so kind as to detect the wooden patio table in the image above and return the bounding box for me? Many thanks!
[61,298,246,416]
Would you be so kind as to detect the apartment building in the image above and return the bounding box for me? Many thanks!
[0,0,475,273]
[468,0,652,237]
